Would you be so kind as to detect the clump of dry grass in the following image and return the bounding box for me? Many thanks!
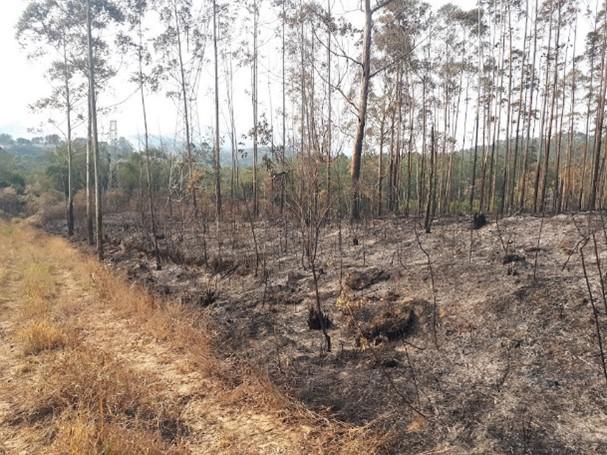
[52,411,189,455]
[15,320,72,355]
[20,261,57,319]
[85,261,220,375]
[9,346,189,451]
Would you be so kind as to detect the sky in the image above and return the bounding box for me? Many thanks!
[0,0,477,144]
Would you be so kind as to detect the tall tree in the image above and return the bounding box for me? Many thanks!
[350,0,394,221]
[213,0,222,220]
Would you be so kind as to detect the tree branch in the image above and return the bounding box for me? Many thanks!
[371,0,396,14]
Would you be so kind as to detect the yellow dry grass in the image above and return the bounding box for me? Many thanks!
[15,320,71,355]
[53,411,189,455]
[10,345,190,453]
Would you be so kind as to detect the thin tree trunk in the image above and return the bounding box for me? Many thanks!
[174,0,197,214]
[377,106,385,217]
[87,0,102,260]
[86,94,93,245]
[138,18,161,271]
[470,2,482,212]
[350,0,373,221]
[326,0,332,213]
[520,0,539,210]
[424,126,435,233]
[590,9,607,210]
[252,0,259,217]
[63,38,73,237]
[213,0,222,221]
[563,17,578,211]
[510,0,529,212]
[533,9,554,213]
[499,2,513,216]
[540,4,560,213]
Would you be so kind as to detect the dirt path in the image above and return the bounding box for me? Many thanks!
[0,220,376,455]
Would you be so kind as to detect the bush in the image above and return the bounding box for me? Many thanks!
[105,189,131,213]
[16,320,71,355]
[0,187,23,215]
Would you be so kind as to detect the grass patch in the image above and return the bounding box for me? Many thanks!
[9,345,189,451]
[20,261,57,319]
[16,320,72,355]
[52,411,189,455]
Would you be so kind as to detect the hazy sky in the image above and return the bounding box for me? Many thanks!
[0,0,476,143]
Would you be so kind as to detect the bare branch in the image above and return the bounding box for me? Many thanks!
[371,0,396,14]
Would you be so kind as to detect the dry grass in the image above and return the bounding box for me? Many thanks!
[19,260,57,319]
[85,262,219,376]
[219,368,393,455]
[9,345,189,452]
[1,222,190,453]
[15,320,72,355]
[52,411,189,455]
[80,242,391,454]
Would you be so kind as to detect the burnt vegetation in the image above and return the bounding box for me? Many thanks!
[5,0,607,452]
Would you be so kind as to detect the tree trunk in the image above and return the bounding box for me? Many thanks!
[424,126,435,233]
[350,0,373,221]
[590,10,607,210]
[87,0,103,260]
[377,106,385,217]
[326,0,332,214]
[63,39,73,237]
[520,0,539,210]
[174,0,197,214]
[252,0,259,217]
[540,4,560,213]
[533,8,553,213]
[213,0,222,222]
[510,0,529,212]
[138,17,161,271]
[470,4,482,212]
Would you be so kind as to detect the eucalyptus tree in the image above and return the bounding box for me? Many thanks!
[17,0,87,237]
[469,3,488,212]
[590,2,607,209]
[579,26,600,209]
[118,0,162,269]
[154,0,210,216]
[520,0,541,211]
[375,0,430,214]
[250,0,259,217]
[18,0,122,256]
[508,0,530,213]
[212,0,222,221]
[349,0,397,221]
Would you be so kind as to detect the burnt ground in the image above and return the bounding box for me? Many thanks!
[49,213,607,454]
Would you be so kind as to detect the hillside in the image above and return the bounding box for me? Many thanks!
[0,219,379,454]
[33,211,607,453]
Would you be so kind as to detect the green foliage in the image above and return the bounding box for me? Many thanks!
[0,150,27,193]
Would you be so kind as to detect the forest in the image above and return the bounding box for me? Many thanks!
[2,0,607,453]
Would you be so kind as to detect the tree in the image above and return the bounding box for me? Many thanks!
[350,0,395,221]
[154,0,209,216]
[213,0,222,221]
[17,0,83,236]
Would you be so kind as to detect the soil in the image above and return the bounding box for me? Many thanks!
[50,212,607,453]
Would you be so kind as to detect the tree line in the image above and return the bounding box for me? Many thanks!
[13,0,607,259]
